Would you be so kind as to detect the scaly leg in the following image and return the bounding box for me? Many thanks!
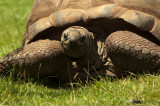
[106,31,160,76]
[0,39,108,83]
[0,40,78,83]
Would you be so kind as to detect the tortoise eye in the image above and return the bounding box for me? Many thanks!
[63,33,68,40]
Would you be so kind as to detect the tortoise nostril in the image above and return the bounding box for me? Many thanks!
[70,36,76,43]
[64,33,68,40]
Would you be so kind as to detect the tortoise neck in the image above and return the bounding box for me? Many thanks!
[76,33,102,71]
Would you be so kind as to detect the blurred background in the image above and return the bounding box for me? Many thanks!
[0,0,34,57]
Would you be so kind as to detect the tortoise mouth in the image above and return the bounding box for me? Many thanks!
[61,40,86,49]
[61,42,88,59]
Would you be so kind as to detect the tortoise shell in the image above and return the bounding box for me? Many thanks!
[22,0,160,46]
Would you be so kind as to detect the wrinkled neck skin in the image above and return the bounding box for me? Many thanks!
[74,32,102,71]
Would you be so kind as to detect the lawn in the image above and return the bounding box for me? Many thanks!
[0,0,160,105]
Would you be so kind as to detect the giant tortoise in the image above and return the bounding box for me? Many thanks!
[0,0,160,83]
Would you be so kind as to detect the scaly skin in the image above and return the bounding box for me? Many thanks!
[0,39,78,83]
[106,31,160,76]
[0,39,107,83]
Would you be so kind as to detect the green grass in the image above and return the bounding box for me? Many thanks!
[0,0,160,105]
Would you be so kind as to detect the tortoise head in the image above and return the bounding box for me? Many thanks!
[61,26,94,60]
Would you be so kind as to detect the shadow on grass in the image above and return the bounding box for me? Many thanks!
[2,69,160,90]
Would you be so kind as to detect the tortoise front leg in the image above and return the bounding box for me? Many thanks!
[0,40,78,83]
[0,39,109,84]
[105,31,160,76]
